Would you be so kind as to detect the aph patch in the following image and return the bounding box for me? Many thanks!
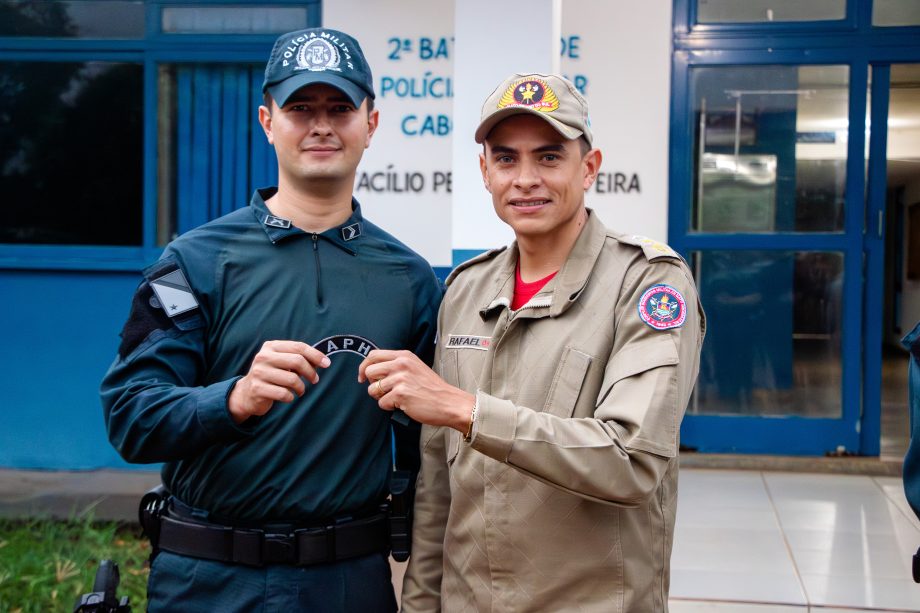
[497,77,560,112]
[446,335,491,351]
[149,269,199,317]
[638,285,686,330]
[314,334,378,358]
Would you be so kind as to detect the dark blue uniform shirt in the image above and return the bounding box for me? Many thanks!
[903,320,920,521]
[101,188,441,523]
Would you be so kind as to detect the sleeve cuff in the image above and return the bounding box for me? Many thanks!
[468,391,516,461]
[196,376,259,441]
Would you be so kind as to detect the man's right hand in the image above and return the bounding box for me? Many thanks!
[227,340,331,424]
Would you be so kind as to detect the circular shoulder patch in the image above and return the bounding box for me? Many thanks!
[638,284,686,330]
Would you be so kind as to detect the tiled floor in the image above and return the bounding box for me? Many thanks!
[3,466,917,610]
[670,469,920,612]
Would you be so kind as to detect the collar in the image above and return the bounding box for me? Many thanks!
[251,187,366,252]
[479,209,607,320]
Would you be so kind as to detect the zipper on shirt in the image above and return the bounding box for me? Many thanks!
[311,233,324,306]
[508,299,549,323]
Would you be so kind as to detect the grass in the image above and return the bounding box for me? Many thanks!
[0,510,150,612]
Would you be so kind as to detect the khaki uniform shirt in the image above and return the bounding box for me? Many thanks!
[402,212,705,613]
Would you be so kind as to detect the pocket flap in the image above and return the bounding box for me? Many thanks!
[543,347,593,418]
[606,334,679,387]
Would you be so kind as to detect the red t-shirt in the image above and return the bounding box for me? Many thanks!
[512,265,558,310]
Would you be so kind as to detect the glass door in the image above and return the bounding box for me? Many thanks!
[674,61,867,454]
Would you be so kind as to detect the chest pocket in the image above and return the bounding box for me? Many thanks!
[542,346,593,418]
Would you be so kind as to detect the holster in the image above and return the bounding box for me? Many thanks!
[388,469,416,562]
[138,484,169,551]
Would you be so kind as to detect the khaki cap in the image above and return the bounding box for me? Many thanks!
[474,73,592,146]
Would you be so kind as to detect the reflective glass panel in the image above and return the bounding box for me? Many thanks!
[887,65,920,193]
[691,65,850,233]
[873,0,920,26]
[0,1,144,38]
[690,250,843,417]
[162,6,308,34]
[697,0,845,23]
[0,61,143,245]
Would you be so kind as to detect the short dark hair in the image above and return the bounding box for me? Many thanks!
[262,91,375,114]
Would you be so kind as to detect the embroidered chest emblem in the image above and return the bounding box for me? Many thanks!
[446,335,491,351]
[638,285,686,330]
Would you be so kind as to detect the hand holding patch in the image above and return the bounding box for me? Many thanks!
[228,340,331,424]
[358,350,475,434]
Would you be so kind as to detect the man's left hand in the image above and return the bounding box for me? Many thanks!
[358,350,474,433]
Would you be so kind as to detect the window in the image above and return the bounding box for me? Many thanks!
[696,0,845,24]
[690,65,851,233]
[873,0,920,26]
[0,61,143,245]
[0,1,145,38]
[691,250,843,417]
[161,6,308,34]
[0,0,319,263]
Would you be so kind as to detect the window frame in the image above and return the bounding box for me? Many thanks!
[675,0,920,47]
[0,0,320,271]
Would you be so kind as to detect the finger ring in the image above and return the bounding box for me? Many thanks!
[373,380,383,395]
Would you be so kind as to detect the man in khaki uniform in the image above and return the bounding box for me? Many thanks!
[359,73,705,612]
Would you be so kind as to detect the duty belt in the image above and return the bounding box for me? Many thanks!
[153,505,390,567]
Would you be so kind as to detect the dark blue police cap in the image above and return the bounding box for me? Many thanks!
[262,28,375,108]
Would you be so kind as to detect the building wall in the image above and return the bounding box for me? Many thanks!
[324,0,673,267]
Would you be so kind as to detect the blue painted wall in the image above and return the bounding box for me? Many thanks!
[0,270,147,469]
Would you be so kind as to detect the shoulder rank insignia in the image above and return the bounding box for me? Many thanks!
[630,235,678,259]
[638,284,686,330]
[264,214,291,229]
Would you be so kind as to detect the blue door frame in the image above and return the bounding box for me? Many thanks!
[669,0,920,455]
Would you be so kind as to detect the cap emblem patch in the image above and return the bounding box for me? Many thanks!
[498,78,559,112]
[297,37,341,72]
[638,285,686,330]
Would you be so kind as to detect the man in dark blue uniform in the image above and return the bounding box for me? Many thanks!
[100,27,441,612]
[903,321,920,582]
